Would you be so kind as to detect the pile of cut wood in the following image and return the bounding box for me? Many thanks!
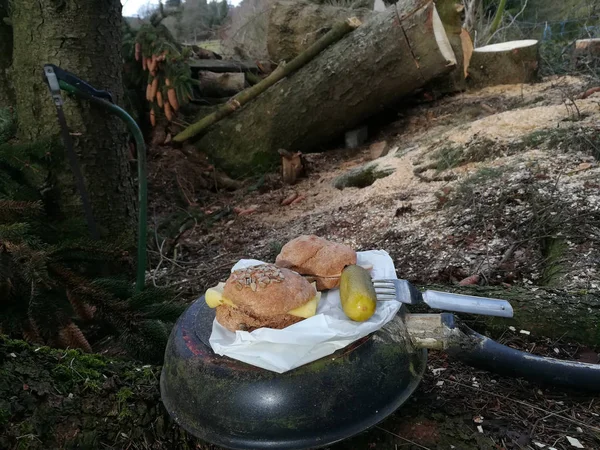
[180,0,546,177]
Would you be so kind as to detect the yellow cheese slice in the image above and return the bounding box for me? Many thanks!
[205,282,321,318]
[288,292,322,318]
[205,283,237,309]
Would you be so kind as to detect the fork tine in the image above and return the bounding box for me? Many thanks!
[373,284,395,289]
[374,288,396,294]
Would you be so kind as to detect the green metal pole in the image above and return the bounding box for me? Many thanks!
[59,81,148,292]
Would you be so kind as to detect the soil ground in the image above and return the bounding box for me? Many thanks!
[136,74,600,450]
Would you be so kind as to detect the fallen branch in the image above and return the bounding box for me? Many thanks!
[174,17,362,143]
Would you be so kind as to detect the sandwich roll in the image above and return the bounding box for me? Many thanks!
[275,235,357,290]
[205,263,321,332]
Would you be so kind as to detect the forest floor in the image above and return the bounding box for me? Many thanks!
[4,76,599,450]
[137,74,600,450]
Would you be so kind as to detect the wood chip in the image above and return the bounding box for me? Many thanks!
[290,194,306,205]
[281,192,298,206]
[237,205,259,215]
[459,274,480,285]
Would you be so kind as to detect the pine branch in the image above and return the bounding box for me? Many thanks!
[128,286,174,309]
[0,200,43,223]
[140,302,185,322]
[91,278,134,300]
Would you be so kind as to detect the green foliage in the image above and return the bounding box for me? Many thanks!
[131,13,199,125]
[0,140,185,364]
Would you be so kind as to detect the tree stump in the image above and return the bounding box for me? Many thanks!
[467,39,540,88]
[572,38,600,69]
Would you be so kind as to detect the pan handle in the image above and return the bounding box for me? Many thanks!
[445,324,600,392]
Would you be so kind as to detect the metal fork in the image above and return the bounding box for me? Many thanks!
[372,279,514,318]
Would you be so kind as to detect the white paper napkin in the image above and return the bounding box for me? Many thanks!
[208,250,401,373]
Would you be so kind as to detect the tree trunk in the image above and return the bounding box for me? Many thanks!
[11,0,136,238]
[467,39,540,88]
[0,0,13,106]
[194,0,456,177]
[266,0,377,63]
[266,0,466,93]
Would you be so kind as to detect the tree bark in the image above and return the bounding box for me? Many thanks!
[0,0,13,106]
[266,0,377,62]
[193,0,456,177]
[11,0,136,238]
[467,39,540,88]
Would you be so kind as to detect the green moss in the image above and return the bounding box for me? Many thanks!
[333,163,395,189]
[540,237,568,287]
[51,350,107,392]
[117,387,133,403]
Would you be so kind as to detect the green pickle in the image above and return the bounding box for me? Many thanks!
[339,264,377,321]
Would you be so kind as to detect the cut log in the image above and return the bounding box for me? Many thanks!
[190,0,457,177]
[267,0,377,62]
[267,0,467,94]
[188,59,259,74]
[574,38,600,57]
[197,71,246,97]
[467,39,540,88]
[572,38,600,68]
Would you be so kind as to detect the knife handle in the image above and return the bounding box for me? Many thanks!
[422,290,514,318]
